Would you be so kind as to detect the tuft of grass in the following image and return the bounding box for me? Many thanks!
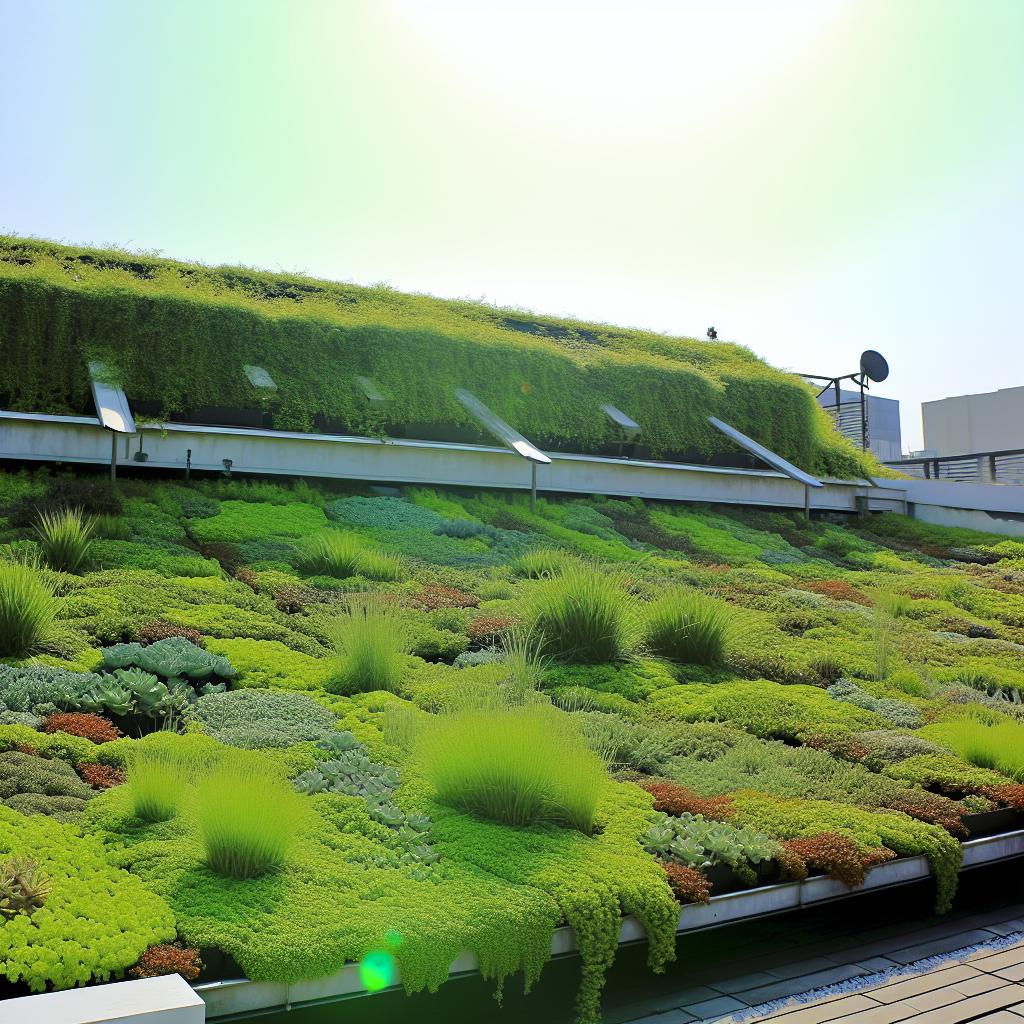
[932,715,1024,782]
[126,749,187,823]
[93,513,132,540]
[644,588,730,666]
[195,764,305,878]
[325,599,410,695]
[512,548,578,579]
[33,506,96,573]
[418,704,605,832]
[0,559,58,657]
[527,565,638,663]
[298,532,403,581]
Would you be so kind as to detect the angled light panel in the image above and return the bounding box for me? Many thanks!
[356,376,389,407]
[244,364,277,390]
[455,388,550,464]
[708,415,822,488]
[601,403,641,442]
[88,361,136,434]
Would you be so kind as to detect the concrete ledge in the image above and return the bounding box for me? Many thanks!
[0,975,205,1024]
[194,829,1024,1019]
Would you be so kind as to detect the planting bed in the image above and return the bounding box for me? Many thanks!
[1,469,1024,1023]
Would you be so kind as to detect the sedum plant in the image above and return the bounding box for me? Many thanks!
[33,506,96,573]
[101,636,236,683]
[0,853,51,920]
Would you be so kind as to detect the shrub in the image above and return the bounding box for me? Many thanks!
[130,942,204,981]
[419,704,606,831]
[0,559,58,657]
[528,566,638,664]
[126,749,187,823]
[195,764,305,878]
[782,833,893,889]
[662,863,711,905]
[639,779,735,820]
[326,601,410,695]
[412,584,478,611]
[298,532,403,581]
[7,475,121,527]
[192,688,338,749]
[0,750,94,820]
[78,762,125,789]
[644,589,730,666]
[34,507,96,573]
[468,613,516,645]
[137,620,205,648]
[43,711,121,743]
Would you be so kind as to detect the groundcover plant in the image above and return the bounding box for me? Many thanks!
[1,469,1023,1023]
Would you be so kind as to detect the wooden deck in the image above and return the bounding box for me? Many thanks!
[618,901,1024,1024]
[738,937,1024,1023]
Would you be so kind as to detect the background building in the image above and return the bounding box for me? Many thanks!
[923,386,1024,457]
[814,387,903,463]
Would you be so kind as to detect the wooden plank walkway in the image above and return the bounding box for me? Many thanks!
[735,938,1024,1023]
[618,905,1024,1024]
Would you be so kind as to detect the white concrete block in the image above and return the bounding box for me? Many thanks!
[0,975,204,1024]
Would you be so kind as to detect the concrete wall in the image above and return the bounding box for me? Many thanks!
[2,975,205,1024]
[897,477,1024,538]
[923,385,1024,457]
[0,411,904,515]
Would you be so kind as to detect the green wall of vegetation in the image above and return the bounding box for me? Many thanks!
[0,236,874,477]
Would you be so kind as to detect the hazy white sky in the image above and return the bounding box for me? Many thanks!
[2,0,1022,451]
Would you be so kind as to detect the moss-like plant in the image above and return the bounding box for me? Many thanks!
[195,764,305,878]
[0,559,58,657]
[644,588,730,666]
[419,704,605,832]
[528,566,638,664]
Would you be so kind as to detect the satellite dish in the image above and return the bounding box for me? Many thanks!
[860,350,889,383]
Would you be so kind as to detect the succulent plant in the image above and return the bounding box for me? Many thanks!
[0,854,51,920]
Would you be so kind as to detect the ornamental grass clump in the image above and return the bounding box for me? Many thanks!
[126,749,187,823]
[419,704,605,832]
[528,565,638,664]
[34,506,96,573]
[512,548,578,579]
[298,532,402,581]
[931,716,1024,782]
[195,764,305,879]
[644,588,730,666]
[326,600,410,695]
[0,559,58,657]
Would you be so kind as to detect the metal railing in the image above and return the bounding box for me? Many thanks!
[887,448,1024,484]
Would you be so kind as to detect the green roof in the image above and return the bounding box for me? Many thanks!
[0,235,874,477]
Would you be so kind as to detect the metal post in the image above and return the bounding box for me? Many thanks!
[531,463,537,512]
[186,449,192,481]
[109,431,117,481]
[859,375,868,451]
[803,483,810,520]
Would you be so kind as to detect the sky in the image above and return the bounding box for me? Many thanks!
[1,0,1022,452]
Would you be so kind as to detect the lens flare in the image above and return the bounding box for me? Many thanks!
[359,949,397,992]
